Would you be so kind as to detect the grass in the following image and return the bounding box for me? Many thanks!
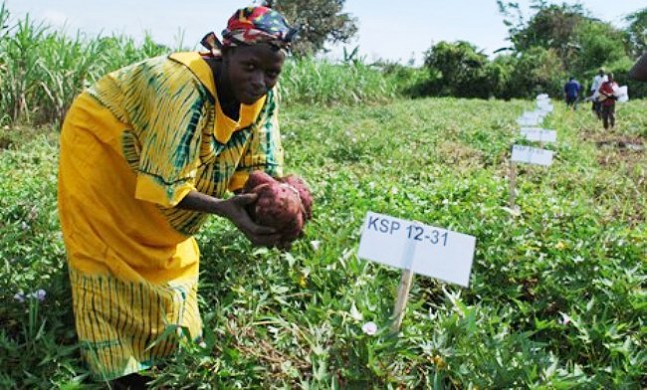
[0,97,645,388]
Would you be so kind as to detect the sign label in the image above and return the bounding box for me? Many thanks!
[511,144,554,166]
[357,211,476,287]
[517,111,544,126]
[520,128,557,143]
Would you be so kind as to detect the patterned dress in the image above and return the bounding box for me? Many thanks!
[58,52,283,379]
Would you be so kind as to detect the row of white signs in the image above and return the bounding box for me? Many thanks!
[511,96,557,166]
[356,95,559,290]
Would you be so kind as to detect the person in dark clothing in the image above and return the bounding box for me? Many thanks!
[563,77,582,110]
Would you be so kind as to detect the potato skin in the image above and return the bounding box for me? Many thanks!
[243,171,275,193]
[278,175,313,220]
[250,182,302,230]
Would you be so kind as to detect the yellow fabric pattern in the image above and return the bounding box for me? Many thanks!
[58,52,284,379]
[69,269,201,380]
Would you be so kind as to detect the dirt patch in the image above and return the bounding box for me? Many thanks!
[0,135,13,150]
[436,140,485,168]
[595,139,644,152]
[582,133,645,167]
[581,130,644,148]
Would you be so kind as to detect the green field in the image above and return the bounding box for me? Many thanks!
[1,96,645,388]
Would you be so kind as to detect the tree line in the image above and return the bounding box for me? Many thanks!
[417,1,647,99]
[270,0,647,99]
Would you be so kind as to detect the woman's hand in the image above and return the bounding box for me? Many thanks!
[214,193,283,247]
[177,191,283,247]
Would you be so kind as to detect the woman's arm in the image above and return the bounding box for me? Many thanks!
[177,191,282,247]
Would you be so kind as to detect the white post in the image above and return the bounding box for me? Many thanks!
[390,221,419,333]
[391,269,415,333]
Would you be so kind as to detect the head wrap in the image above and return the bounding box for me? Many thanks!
[201,6,298,54]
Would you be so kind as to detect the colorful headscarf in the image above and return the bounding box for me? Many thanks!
[201,6,298,54]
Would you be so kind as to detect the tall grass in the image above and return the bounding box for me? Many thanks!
[0,4,406,128]
[280,56,398,105]
[0,5,182,127]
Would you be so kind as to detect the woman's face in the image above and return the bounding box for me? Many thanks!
[224,44,286,105]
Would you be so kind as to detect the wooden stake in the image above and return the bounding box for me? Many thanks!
[391,268,415,333]
[508,160,517,209]
[390,220,419,333]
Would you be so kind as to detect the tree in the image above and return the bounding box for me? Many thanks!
[626,8,647,57]
[423,41,491,98]
[486,55,516,99]
[265,0,357,56]
[510,46,565,97]
[499,2,587,70]
[573,19,627,75]
[497,1,629,76]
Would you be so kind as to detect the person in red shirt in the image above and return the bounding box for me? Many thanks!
[597,73,619,129]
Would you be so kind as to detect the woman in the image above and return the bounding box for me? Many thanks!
[58,6,298,382]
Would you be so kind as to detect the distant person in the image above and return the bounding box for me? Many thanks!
[629,52,647,81]
[563,77,581,110]
[598,73,619,130]
[590,68,607,119]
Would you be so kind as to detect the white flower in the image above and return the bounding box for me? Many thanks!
[350,303,363,321]
[32,289,46,301]
[310,240,321,251]
[361,321,378,336]
[560,312,571,326]
[14,292,25,303]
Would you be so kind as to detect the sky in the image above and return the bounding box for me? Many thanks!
[4,0,643,65]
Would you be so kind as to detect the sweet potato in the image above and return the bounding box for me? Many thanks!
[243,170,313,245]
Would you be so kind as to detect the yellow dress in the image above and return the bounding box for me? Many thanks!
[58,52,284,380]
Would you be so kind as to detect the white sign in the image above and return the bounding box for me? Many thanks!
[517,117,541,126]
[357,211,476,287]
[517,110,547,126]
[537,103,554,112]
[522,111,541,119]
[520,128,557,143]
[511,145,554,166]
